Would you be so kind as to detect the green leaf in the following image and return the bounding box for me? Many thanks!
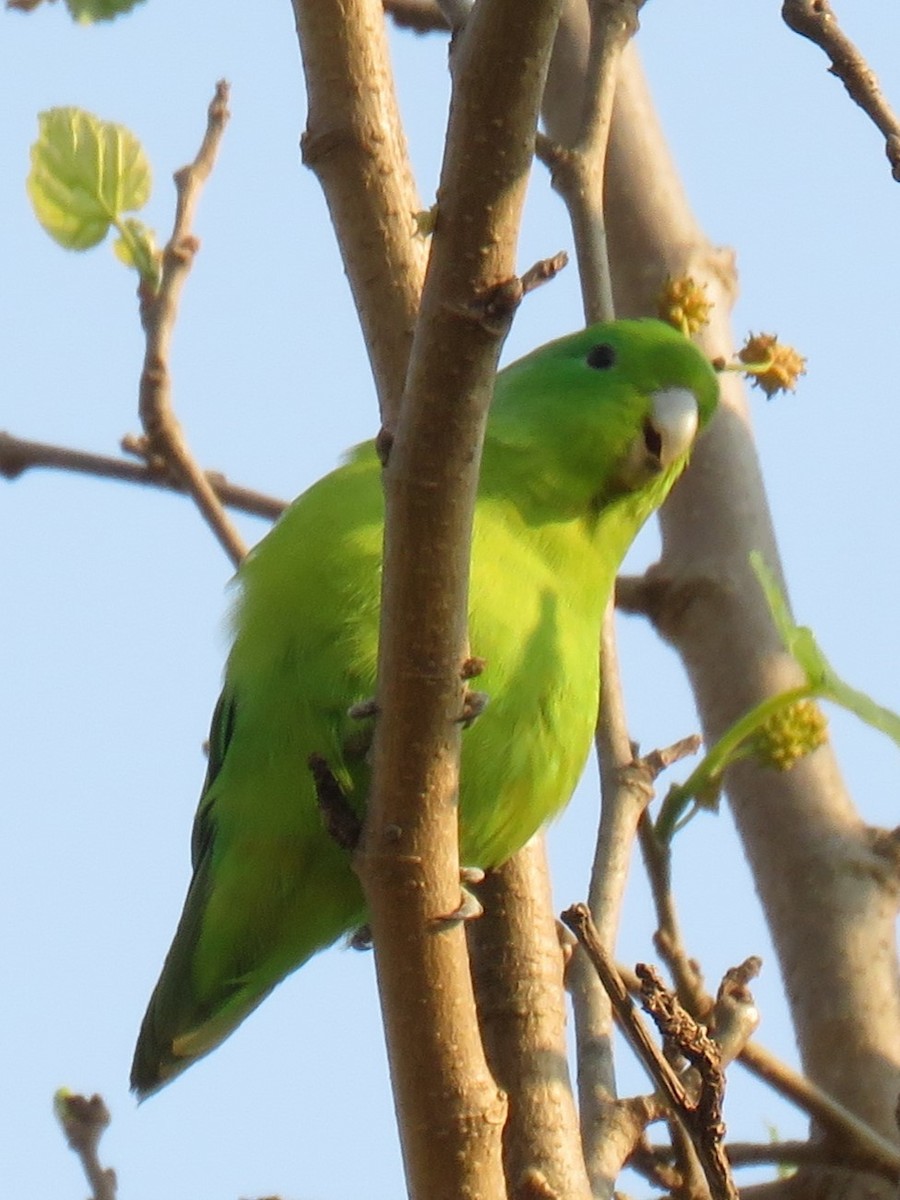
[825,674,900,748]
[65,0,146,23]
[113,218,160,287]
[752,551,900,750]
[657,554,900,842]
[27,107,152,252]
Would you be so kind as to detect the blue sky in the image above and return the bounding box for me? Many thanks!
[4,3,900,1197]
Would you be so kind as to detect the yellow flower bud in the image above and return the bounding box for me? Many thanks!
[753,699,828,770]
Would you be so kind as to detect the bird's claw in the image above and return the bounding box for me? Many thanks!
[433,867,486,928]
[349,924,373,951]
[457,690,489,729]
[348,698,378,721]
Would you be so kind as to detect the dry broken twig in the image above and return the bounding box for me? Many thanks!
[632,809,900,1180]
[638,963,738,1200]
[562,903,740,1200]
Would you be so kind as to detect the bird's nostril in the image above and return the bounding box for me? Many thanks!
[643,419,662,461]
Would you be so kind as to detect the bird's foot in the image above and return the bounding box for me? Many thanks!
[457,689,489,729]
[433,867,486,928]
[348,924,373,951]
[308,753,362,851]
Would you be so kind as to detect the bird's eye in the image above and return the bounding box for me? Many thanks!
[586,343,616,370]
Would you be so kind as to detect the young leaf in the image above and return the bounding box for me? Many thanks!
[113,218,160,287]
[656,554,900,841]
[65,0,146,22]
[27,107,151,252]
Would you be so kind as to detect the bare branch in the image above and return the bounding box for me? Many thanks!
[603,44,900,1163]
[619,916,900,1180]
[782,0,900,181]
[340,2,564,1197]
[539,13,647,1193]
[739,1041,900,1182]
[294,0,427,424]
[644,1136,895,1181]
[566,606,651,1193]
[638,810,709,1009]
[726,1138,895,1181]
[468,839,592,1200]
[0,431,286,520]
[540,0,646,324]
[137,81,248,567]
[54,1092,117,1200]
[567,624,698,1192]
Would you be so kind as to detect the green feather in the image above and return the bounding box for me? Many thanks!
[131,318,718,1095]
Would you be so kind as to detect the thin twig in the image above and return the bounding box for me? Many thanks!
[563,905,693,1114]
[137,80,247,567]
[0,431,286,520]
[537,0,646,324]
[538,8,646,1193]
[739,1040,900,1181]
[645,1134,897,1181]
[638,808,708,1009]
[782,0,900,181]
[564,604,643,1197]
[727,1138,892,1179]
[54,1092,117,1200]
[568,660,701,1190]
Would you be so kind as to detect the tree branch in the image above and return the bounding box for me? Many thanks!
[739,1041,900,1182]
[782,0,900,182]
[299,3,564,1197]
[468,839,592,1200]
[634,809,900,1183]
[294,0,427,425]
[538,10,653,1195]
[136,80,248,567]
[0,431,286,519]
[601,45,900,1179]
[54,1092,117,1200]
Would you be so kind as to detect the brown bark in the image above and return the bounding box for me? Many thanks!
[292,0,427,423]
[299,2,567,1197]
[469,840,593,1200]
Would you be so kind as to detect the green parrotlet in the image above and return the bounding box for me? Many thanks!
[131,318,719,1095]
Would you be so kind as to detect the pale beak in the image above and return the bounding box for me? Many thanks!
[644,386,699,469]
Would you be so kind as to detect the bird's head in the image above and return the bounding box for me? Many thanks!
[485,318,719,520]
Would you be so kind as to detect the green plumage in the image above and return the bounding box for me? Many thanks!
[132,319,718,1095]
